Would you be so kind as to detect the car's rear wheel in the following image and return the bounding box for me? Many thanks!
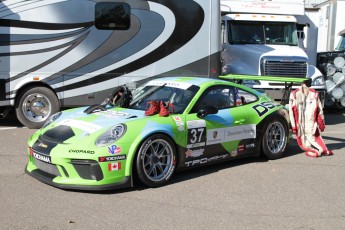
[136,134,176,187]
[262,118,288,160]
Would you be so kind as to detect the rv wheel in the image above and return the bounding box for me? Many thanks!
[16,86,60,129]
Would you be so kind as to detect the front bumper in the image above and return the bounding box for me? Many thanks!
[25,166,132,191]
[25,144,133,191]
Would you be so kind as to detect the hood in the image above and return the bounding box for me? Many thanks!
[40,107,145,144]
[222,44,308,75]
[58,107,145,128]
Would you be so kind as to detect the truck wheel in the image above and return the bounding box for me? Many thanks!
[15,86,59,129]
[136,134,177,187]
[262,118,288,160]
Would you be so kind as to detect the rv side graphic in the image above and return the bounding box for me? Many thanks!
[0,0,221,128]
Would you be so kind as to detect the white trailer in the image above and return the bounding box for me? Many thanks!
[303,1,345,108]
[220,0,326,103]
[314,0,345,52]
[0,0,221,128]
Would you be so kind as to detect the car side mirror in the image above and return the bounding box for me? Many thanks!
[197,105,218,118]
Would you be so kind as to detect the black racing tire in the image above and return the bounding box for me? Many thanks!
[135,134,177,187]
[15,86,60,129]
[262,118,288,160]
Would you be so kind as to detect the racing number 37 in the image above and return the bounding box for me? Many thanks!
[187,127,206,148]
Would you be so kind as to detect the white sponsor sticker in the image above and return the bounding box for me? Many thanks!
[96,111,130,119]
[206,124,256,145]
[224,124,256,141]
[206,128,225,145]
[58,119,102,133]
[147,81,192,90]
[187,120,206,129]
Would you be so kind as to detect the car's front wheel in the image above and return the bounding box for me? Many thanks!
[262,118,288,160]
[136,134,177,187]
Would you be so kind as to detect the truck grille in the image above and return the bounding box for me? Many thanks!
[262,60,307,77]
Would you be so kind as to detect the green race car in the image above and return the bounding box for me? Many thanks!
[26,76,291,191]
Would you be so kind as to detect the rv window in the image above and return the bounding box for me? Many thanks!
[95,2,130,30]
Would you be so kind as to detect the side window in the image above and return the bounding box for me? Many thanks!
[95,2,130,30]
[191,86,235,113]
[235,88,258,106]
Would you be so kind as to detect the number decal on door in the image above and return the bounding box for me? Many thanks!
[187,127,206,148]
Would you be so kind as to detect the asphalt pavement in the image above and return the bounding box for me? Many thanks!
[0,110,345,230]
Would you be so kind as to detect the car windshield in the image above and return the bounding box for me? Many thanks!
[129,82,199,114]
[228,21,298,45]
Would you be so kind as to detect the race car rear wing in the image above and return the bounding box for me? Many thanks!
[219,74,311,105]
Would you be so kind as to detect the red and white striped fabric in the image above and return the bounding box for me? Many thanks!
[289,84,333,158]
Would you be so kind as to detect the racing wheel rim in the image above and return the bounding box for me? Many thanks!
[141,139,174,182]
[265,121,286,154]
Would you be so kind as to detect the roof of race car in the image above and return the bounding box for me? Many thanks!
[146,77,228,88]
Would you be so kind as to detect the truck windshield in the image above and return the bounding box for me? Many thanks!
[228,21,298,46]
[335,35,345,51]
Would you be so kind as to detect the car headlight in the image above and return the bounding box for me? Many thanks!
[95,124,127,147]
[42,112,62,129]
[312,76,325,86]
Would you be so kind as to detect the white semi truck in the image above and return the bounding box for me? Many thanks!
[220,0,326,102]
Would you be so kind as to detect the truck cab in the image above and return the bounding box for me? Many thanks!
[220,0,326,104]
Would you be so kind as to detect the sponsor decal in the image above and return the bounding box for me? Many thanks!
[32,152,51,163]
[187,120,205,129]
[99,155,126,162]
[96,111,130,119]
[252,102,276,117]
[108,145,122,154]
[231,150,238,157]
[206,128,225,145]
[246,143,255,149]
[173,116,182,122]
[175,121,184,126]
[225,124,256,141]
[175,120,184,131]
[148,81,192,90]
[108,162,121,171]
[69,149,95,154]
[185,154,228,167]
[38,143,48,148]
[187,120,206,148]
[185,148,204,158]
[206,125,255,145]
[58,119,102,133]
[238,145,245,152]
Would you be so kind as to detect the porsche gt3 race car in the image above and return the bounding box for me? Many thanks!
[26,76,293,191]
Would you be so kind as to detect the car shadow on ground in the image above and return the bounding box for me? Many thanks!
[87,142,305,195]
